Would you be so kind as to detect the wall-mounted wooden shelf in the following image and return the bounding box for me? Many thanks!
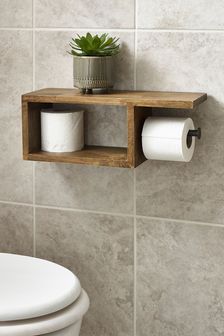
[22,88,207,168]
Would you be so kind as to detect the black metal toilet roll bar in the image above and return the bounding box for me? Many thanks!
[188,128,201,139]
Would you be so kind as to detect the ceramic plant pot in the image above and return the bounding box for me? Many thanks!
[73,55,114,93]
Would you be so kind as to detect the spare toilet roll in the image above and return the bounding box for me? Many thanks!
[142,117,195,162]
[41,109,84,152]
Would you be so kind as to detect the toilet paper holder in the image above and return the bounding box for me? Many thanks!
[186,127,201,148]
[187,128,201,139]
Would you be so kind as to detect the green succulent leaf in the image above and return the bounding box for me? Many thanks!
[68,32,120,57]
[99,33,107,45]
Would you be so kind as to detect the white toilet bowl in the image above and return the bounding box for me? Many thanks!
[0,253,89,336]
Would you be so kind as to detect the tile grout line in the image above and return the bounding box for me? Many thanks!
[1,198,224,229]
[133,170,137,336]
[3,27,224,34]
[0,200,33,207]
[133,0,137,92]
[0,27,33,30]
[133,1,137,335]
[136,27,224,32]
[32,0,35,91]
[135,214,224,228]
[0,200,133,218]
[32,0,36,257]
[0,27,135,32]
[35,204,134,218]
[32,164,36,257]
[1,27,224,33]
[34,27,136,32]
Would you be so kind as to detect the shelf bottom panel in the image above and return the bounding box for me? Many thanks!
[27,145,130,167]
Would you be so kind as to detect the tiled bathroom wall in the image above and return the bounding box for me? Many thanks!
[1,1,224,335]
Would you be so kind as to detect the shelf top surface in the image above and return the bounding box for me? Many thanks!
[23,88,207,109]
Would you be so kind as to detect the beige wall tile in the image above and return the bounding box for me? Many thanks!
[138,0,224,29]
[35,31,73,89]
[137,217,224,336]
[137,32,224,97]
[0,117,33,203]
[35,163,134,214]
[0,31,33,202]
[0,31,33,117]
[36,207,134,336]
[136,139,224,224]
[136,31,224,224]
[35,0,134,28]
[35,31,134,90]
[0,0,32,27]
[0,203,33,255]
[73,104,127,148]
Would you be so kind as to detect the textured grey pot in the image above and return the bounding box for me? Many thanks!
[73,56,114,93]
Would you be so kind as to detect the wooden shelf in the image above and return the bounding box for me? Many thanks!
[23,88,207,109]
[22,88,207,168]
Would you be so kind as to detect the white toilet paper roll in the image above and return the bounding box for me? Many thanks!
[41,109,84,152]
[142,117,195,162]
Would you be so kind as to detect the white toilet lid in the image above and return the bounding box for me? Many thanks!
[0,253,82,321]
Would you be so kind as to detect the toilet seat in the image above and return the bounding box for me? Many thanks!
[0,254,82,321]
[0,289,89,336]
[0,254,90,336]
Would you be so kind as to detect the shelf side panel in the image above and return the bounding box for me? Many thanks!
[127,104,135,167]
[28,103,53,153]
[22,101,29,159]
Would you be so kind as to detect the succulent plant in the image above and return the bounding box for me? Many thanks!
[68,32,120,57]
